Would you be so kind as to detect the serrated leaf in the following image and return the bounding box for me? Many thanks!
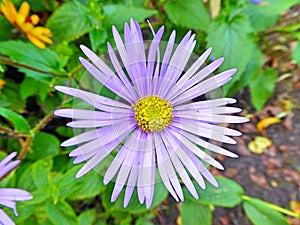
[46,1,93,43]
[28,132,60,160]
[165,0,210,31]
[185,177,244,207]
[0,41,64,75]
[46,200,78,225]
[103,4,157,30]
[89,28,108,51]
[0,107,30,133]
[206,15,254,95]
[245,0,299,31]
[243,197,289,225]
[226,43,263,96]
[249,68,277,111]
[181,200,212,225]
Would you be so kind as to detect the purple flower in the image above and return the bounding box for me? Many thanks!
[54,18,248,208]
[0,153,33,225]
[0,188,33,225]
[249,0,262,4]
[0,152,20,180]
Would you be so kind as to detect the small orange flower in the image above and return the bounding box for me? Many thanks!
[0,0,53,49]
[0,79,5,91]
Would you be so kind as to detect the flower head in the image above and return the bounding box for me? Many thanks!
[0,0,53,49]
[0,152,20,180]
[55,19,249,208]
[0,188,33,225]
[0,152,32,225]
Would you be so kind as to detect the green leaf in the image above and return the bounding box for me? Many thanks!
[292,40,300,65]
[78,209,96,225]
[245,0,299,31]
[89,28,108,51]
[0,17,14,41]
[181,200,212,225]
[185,177,244,208]
[0,107,30,133]
[32,159,52,189]
[20,76,51,101]
[46,200,78,225]
[28,132,60,160]
[165,0,210,31]
[206,15,254,95]
[46,1,93,43]
[103,4,157,30]
[58,165,105,200]
[227,43,264,96]
[0,80,26,111]
[0,41,65,75]
[243,197,289,225]
[249,68,277,111]
[103,181,168,213]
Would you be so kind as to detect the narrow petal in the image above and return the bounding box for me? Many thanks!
[166,127,225,170]
[79,57,134,103]
[0,209,15,225]
[171,69,236,105]
[171,119,237,144]
[160,133,198,199]
[55,86,131,110]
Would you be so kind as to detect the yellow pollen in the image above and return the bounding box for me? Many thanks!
[133,96,173,133]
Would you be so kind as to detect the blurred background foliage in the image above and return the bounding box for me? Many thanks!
[0,0,299,224]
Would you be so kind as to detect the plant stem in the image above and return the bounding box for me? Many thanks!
[0,126,27,137]
[242,195,300,219]
[0,55,68,78]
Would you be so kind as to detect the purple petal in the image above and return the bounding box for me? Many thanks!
[0,209,15,225]
[55,86,131,110]
[160,132,198,199]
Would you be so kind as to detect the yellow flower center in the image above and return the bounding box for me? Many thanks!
[133,96,173,133]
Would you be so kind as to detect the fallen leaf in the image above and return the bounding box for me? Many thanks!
[290,200,300,215]
[282,111,294,130]
[248,166,269,189]
[257,117,281,134]
[248,136,272,154]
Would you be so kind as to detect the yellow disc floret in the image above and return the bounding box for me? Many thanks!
[133,96,173,133]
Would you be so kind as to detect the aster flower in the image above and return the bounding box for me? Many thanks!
[0,153,33,225]
[0,152,20,180]
[0,0,53,49]
[54,19,249,208]
[0,188,33,225]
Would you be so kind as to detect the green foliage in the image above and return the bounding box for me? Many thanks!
[249,68,277,111]
[0,0,298,224]
[0,107,30,133]
[206,15,254,95]
[245,0,299,31]
[102,4,157,30]
[165,0,210,31]
[46,1,93,44]
[243,197,289,225]
[181,200,212,225]
[185,177,244,208]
